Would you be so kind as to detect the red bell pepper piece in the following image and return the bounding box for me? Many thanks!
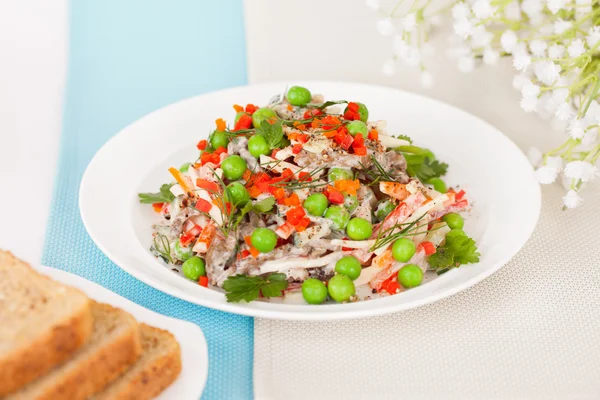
[286,206,306,225]
[234,113,253,131]
[292,144,303,154]
[197,139,208,150]
[245,104,259,114]
[195,198,212,213]
[196,179,220,193]
[180,232,196,247]
[325,186,344,204]
[380,275,400,294]
[455,190,466,201]
[199,276,209,287]
[419,241,437,256]
[295,217,311,232]
[352,133,364,148]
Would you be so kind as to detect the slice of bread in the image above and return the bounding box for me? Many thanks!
[93,324,182,400]
[0,251,94,396]
[7,302,142,400]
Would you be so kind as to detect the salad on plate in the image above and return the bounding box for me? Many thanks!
[138,86,480,305]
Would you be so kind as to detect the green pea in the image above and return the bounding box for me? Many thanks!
[347,120,368,136]
[335,256,362,280]
[346,218,373,241]
[179,162,191,173]
[287,86,312,106]
[247,134,271,158]
[442,212,464,230]
[397,264,423,288]
[252,107,277,128]
[328,167,353,182]
[344,193,358,213]
[374,199,396,222]
[235,111,248,124]
[328,274,356,302]
[301,278,328,305]
[226,182,250,207]
[324,206,350,230]
[251,228,278,253]
[182,256,206,280]
[446,228,466,238]
[344,102,369,122]
[392,238,416,262]
[221,155,247,181]
[303,193,329,216]
[173,239,193,262]
[210,131,230,150]
[427,177,447,193]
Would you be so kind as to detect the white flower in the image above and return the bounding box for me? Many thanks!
[534,61,561,85]
[555,102,574,120]
[548,44,565,59]
[562,190,583,208]
[521,81,541,97]
[366,0,380,10]
[522,0,543,17]
[546,156,564,171]
[567,39,586,58]
[520,96,538,112]
[472,0,496,18]
[505,1,522,19]
[393,35,409,56]
[471,26,493,48]
[554,19,572,35]
[567,119,586,139]
[512,74,529,90]
[587,26,600,47]
[457,56,475,73]
[401,47,421,67]
[527,147,543,166]
[552,87,569,103]
[402,13,418,32]
[534,166,559,183]
[582,130,598,146]
[430,15,443,26]
[382,60,396,76]
[452,3,471,19]
[376,18,395,36]
[420,71,434,88]
[529,39,548,57]
[547,0,566,14]
[541,93,559,115]
[483,47,500,65]
[501,30,518,53]
[564,161,600,181]
[513,51,532,71]
[453,18,473,39]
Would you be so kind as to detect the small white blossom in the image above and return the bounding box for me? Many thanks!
[393,35,409,56]
[538,93,556,119]
[513,51,532,71]
[376,18,395,36]
[457,56,475,73]
[567,39,586,58]
[505,1,522,20]
[522,0,543,17]
[527,147,543,166]
[586,26,600,47]
[501,30,519,53]
[402,47,421,67]
[564,160,600,181]
[554,19,572,35]
[582,130,598,146]
[483,47,500,65]
[471,26,493,48]
[548,44,565,59]
[552,87,569,103]
[547,0,566,14]
[366,0,380,10]
[522,81,541,97]
[382,60,396,76]
[546,156,564,171]
[513,74,530,90]
[420,71,434,88]
[567,119,586,139]
[562,190,583,208]
[452,2,471,19]
[453,18,473,39]
[402,13,418,32]
[520,96,538,112]
[535,166,559,183]
[534,60,561,85]
[529,39,548,57]
[555,102,574,120]
[472,0,496,18]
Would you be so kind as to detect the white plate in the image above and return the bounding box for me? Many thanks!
[39,266,208,399]
[80,81,541,320]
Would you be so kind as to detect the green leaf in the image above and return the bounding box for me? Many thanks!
[222,273,289,302]
[138,183,175,204]
[252,196,275,213]
[406,157,448,182]
[396,134,413,144]
[428,235,480,270]
[257,120,284,149]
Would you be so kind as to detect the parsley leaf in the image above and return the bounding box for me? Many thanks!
[222,273,289,302]
[252,196,275,213]
[428,235,481,271]
[406,157,448,182]
[397,134,413,144]
[138,183,175,204]
[257,120,284,149]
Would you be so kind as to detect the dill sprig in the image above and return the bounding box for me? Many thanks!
[360,155,405,185]
[370,213,429,251]
[152,234,173,263]
[270,165,329,191]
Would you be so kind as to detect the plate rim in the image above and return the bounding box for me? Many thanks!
[79,80,542,320]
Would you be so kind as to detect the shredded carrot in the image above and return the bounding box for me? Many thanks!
[244,236,252,246]
[334,179,360,195]
[215,118,227,131]
[297,124,306,131]
[368,129,379,141]
[248,186,262,198]
[233,104,244,112]
[323,130,337,138]
[250,247,260,258]
[242,169,252,182]
[168,167,193,194]
[273,187,286,200]
[152,203,164,213]
[287,104,293,111]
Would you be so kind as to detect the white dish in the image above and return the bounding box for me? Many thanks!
[80,81,541,320]
[39,266,208,399]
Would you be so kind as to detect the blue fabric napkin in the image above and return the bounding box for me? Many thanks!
[42,1,252,398]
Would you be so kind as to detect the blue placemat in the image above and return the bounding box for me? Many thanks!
[42,1,252,399]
